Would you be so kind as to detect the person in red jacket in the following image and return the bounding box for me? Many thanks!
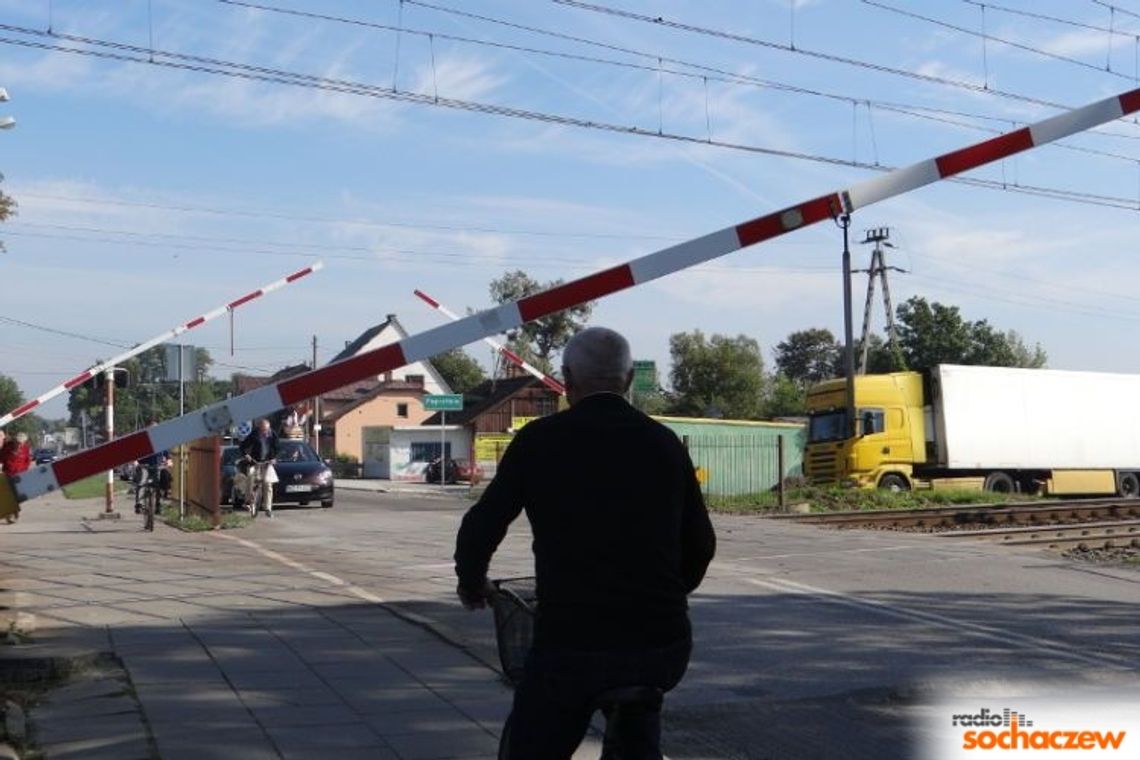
[1,432,32,476]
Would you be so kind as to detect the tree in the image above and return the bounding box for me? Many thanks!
[490,270,593,374]
[431,348,487,393]
[0,173,16,253]
[895,296,1047,370]
[67,346,228,434]
[763,374,807,417]
[668,331,765,419]
[774,328,840,387]
[0,374,43,440]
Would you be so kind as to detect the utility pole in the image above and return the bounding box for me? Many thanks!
[839,214,857,440]
[311,335,320,454]
[102,369,116,517]
[855,227,906,374]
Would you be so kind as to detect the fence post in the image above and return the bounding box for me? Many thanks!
[777,435,786,512]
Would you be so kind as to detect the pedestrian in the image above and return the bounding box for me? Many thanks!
[454,327,716,759]
[1,432,32,476]
[238,418,279,516]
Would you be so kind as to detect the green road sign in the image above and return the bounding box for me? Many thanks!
[632,360,657,393]
[423,394,463,411]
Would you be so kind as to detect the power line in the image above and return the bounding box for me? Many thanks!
[3,22,1140,214]
[961,0,1139,37]
[864,0,1137,80]
[221,0,1140,160]
[543,0,1132,115]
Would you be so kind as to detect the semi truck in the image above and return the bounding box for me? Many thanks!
[803,365,1140,496]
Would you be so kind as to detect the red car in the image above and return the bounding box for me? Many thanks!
[425,458,483,484]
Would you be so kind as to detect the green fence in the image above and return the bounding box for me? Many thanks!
[683,434,803,500]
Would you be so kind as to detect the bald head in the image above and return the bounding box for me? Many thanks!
[561,327,634,404]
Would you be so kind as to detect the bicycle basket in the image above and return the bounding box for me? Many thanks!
[489,577,536,687]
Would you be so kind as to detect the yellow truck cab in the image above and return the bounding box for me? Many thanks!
[804,371,926,490]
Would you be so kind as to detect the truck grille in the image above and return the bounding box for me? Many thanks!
[805,448,838,482]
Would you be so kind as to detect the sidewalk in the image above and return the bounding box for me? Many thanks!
[0,494,597,759]
[336,479,475,500]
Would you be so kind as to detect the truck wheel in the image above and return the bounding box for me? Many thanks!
[878,474,910,492]
[1117,472,1139,499]
[984,472,1016,494]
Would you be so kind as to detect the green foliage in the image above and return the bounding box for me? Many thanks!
[490,270,592,373]
[431,347,486,393]
[0,173,16,253]
[774,328,839,386]
[67,346,228,434]
[667,331,765,419]
[895,296,1047,370]
[631,390,670,415]
[160,505,250,531]
[704,485,1022,513]
[61,474,129,500]
[0,374,44,440]
[763,374,807,417]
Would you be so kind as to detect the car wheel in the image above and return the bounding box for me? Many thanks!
[321,499,334,508]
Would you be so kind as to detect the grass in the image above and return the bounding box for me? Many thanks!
[159,505,251,531]
[60,474,129,500]
[705,485,1024,514]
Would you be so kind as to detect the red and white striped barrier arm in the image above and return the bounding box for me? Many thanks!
[413,288,566,395]
[0,262,324,428]
[5,87,1140,510]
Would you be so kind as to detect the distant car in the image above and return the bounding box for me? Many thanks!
[32,448,57,465]
[223,440,334,509]
[425,457,482,484]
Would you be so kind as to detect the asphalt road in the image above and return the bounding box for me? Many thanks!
[235,490,1140,759]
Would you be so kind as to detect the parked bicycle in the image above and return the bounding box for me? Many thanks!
[487,577,665,759]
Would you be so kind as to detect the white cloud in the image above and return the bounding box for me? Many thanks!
[409,54,506,102]
[1039,29,1110,59]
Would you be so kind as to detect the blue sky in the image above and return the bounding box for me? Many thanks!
[3,0,1140,420]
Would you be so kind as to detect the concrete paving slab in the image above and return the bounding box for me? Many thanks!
[235,686,344,708]
[383,726,501,760]
[280,747,400,760]
[364,709,488,736]
[153,728,279,760]
[265,722,385,748]
[33,714,147,745]
[248,702,363,727]
[39,737,152,759]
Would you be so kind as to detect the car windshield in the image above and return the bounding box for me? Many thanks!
[277,441,319,463]
[808,410,849,443]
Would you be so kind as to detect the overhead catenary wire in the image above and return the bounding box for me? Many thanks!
[4,29,1140,216]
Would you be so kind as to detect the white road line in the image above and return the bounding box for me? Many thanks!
[212,532,384,603]
[745,575,1135,671]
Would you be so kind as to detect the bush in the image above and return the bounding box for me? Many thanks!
[705,485,1022,514]
[329,453,361,478]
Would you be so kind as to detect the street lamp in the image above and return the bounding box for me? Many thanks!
[0,87,14,129]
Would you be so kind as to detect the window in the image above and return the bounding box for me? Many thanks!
[410,442,451,462]
[859,408,885,436]
[405,374,424,386]
[808,411,848,443]
[397,403,409,418]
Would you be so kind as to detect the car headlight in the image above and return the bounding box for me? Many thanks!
[316,469,332,483]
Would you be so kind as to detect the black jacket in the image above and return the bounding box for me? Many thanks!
[455,393,716,649]
[239,430,279,463]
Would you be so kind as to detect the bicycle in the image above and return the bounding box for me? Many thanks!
[131,465,160,532]
[487,577,665,759]
[239,458,276,519]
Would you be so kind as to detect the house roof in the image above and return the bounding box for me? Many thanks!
[422,376,540,426]
[329,316,397,365]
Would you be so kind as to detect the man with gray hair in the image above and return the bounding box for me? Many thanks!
[455,326,716,758]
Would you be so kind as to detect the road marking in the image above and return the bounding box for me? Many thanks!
[744,575,1135,671]
[212,532,385,604]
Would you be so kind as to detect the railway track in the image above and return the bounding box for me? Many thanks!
[771,498,1140,552]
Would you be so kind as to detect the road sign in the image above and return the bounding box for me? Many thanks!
[632,360,657,393]
[423,394,463,411]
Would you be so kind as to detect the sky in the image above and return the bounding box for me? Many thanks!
[3,0,1140,422]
